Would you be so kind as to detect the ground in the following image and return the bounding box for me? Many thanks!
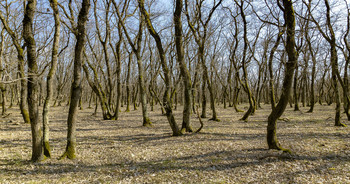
[0,103,349,183]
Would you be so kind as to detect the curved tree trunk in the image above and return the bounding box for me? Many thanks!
[267,0,297,152]
[42,0,61,158]
[139,0,182,135]
[238,1,255,121]
[268,29,284,111]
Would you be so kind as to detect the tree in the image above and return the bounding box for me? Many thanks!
[185,0,222,122]
[60,0,90,159]
[174,0,193,132]
[0,2,30,125]
[22,0,44,162]
[114,0,152,127]
[267,0,297,152]
[235,0,258,121]
[138,0,182,135]
[305,0,347,127]
[0,28,6,116]
[42,0,61,158]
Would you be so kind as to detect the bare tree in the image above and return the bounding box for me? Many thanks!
[304,0,346,127]
[59,0,90,159]
[139,0,183,135]
[114,0,152,127]
[185,0,222,122]
[175,0,194,132]
[0,2,30,124]
[42,0,61,159]
[267,0,297,152]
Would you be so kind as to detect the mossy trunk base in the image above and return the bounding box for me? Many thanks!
[59,141,76,160]
[43,141,51,158]
[143,118,152,127]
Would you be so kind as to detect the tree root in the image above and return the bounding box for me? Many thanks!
[335,122,347,127]
[209,118,221,122]
[58,151,76,160]
[278,118,290,122]
[2,113,11,118]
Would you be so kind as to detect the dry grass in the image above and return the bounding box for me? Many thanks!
[0,103,349,183]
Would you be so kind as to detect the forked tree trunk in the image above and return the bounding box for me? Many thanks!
[0,7,30,124]
[306,0,346,126]
[114,2,152,126]
[139,0,182,135]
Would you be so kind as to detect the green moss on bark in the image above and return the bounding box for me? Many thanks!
[43,141,51,158]
[21,109,30,124]
[143,118,152,127]
[59,141,76,160]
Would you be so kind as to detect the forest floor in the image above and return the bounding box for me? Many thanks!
[0,103,350,183]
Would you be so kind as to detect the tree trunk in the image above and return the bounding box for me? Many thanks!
[125,52,132,112]
[23,0,43,162]
[42,0,60,158]
[175,0,193,133]
[201,78,207,118]
[267,0,296,152]
[268,29,284,110]
[306,22,316,112]
[60,0,90,160]
[293,63,299,111]
[139,0,182,135]
[111,23,123,120]
[0,29,6,115]
[238,1,255,121]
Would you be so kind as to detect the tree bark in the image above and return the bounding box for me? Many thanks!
[175,0,193,132]
[0,6,30,124]
[268,29,284,111]
[60,0,90,160]
[42,0,60,158]
[0,29,6,116]
[267,0,297,152]
[139,0,182,135]
[238,0,255,121]
[23,0,43,162]
[125,52,132,112]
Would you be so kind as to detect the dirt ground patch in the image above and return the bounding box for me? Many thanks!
[1,104,349,183]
